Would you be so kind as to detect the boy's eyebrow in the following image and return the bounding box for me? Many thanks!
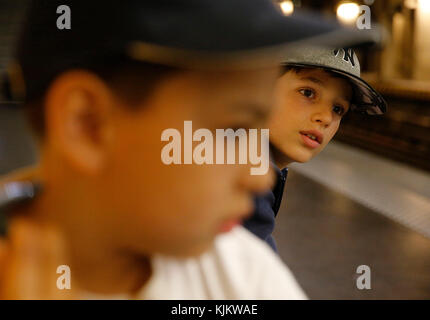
[299,76,325,87]
[300,75,352,104]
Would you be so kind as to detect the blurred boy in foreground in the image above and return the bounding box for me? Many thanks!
[0,1,370,299]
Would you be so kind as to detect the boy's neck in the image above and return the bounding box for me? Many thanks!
[66,243,152,296]
[2,165,153,296]
[269,142,291,169]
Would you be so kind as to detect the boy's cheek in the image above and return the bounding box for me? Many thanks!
[103,121,254,251]
[322,122,340,147]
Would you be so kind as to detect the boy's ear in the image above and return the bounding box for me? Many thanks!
[44,70,115,174]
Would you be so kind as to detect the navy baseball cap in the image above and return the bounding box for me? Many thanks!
[3,0,382,103]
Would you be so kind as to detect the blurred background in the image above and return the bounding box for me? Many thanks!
[0,0,429,299]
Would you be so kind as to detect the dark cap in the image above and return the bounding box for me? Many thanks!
[5,0,382,102]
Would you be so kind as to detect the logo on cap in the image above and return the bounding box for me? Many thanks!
[334,48,355,67]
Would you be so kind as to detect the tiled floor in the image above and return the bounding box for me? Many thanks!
[274,142,430,299]
[289,141,430,239]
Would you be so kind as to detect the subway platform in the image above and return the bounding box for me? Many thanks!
[274,141,430,299]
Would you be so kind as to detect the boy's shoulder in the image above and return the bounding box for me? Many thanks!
[143,226,307,300]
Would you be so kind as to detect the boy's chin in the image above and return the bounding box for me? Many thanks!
[291,152,314,164]
[280,148,315,165]
[154,239,216,258]
[272,143,314,166]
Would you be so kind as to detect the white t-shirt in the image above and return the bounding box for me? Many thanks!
[82,226,307,300]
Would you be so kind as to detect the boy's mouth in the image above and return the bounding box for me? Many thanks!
[299,130,323,148]
[218,202,253,234]
[218,219,241,233]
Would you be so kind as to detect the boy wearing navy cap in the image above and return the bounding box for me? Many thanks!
[244,46,387,251]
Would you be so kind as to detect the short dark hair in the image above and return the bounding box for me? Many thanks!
[281,65,338,76]
[24,56,179,138]
[281,65,305,75]
[281,64,351,83]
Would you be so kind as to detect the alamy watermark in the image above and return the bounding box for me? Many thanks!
[355,265,371,290]
[56,3,373,31]
[161,121,270,175]
[56,264,71,290]
[337,0,374,30]
[356,5,372,30]
[56,5,71,30]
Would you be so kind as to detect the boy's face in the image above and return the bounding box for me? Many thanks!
[268,68,352,167]
[44,67,278,258]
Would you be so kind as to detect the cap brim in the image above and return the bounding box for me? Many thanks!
[127,11,383,70]
[328,68,387,115]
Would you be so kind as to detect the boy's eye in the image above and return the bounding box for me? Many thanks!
[299,88,316,99]
[333,105,346,116]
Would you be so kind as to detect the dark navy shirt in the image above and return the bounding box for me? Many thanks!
[243,164,288,252]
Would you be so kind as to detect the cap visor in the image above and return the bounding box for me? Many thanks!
[127,10,383,70]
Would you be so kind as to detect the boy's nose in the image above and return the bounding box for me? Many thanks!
[239,165,275,195]
[311,106,333,127]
